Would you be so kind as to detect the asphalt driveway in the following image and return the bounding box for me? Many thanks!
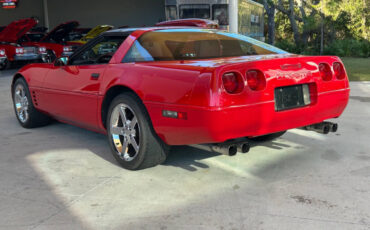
[0,69,369,230]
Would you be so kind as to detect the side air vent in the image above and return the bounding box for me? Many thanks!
[32,91,38,106]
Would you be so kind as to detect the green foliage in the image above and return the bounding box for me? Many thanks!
[323,39,370,57]
[269,0,369,57]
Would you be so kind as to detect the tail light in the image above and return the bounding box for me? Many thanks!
[0,49,5,57]
[318,63,332,81]
[246,70,266,91]
[38,47,47,54]
[333,62,345,80]
[222,72,244,94]
[15,48,24,54]
[63,46,73,52]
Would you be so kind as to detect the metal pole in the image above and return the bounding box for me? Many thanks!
[228,0,238,33]
[43,0,49,30]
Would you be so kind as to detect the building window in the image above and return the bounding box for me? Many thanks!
[212,4,228,25]
[179,4,210,19]
[166,6,177,20]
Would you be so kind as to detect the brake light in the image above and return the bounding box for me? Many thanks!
[0,49,5,57]
[222,72,244,94]
[246,70,266,91]
[333,62,345,80]
[318,63,332,81]
[15,48,24,54]
[63,46,72,52]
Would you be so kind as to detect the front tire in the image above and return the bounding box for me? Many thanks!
[0,59,10,70]
[107,93,168,170]
[12,78,51,128]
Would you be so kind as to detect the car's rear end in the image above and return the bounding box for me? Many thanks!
[196,55,349,143]
[122,28,350,146]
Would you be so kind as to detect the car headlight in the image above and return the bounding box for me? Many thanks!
[39,47,47,53]
[15,48,24,54]
[0,49,5,56]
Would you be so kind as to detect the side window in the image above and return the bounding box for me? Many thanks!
[70,36,125,65]
[122,40,155,63]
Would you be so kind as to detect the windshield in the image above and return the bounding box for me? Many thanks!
[123,29,288,62]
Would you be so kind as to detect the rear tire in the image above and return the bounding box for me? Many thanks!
[12,78,51,128]
[106,92,168,170]
[250,131,286,142]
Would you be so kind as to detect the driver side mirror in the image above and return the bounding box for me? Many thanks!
[54,57,69,67]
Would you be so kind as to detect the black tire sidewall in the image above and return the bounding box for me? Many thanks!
[106,93,157,170]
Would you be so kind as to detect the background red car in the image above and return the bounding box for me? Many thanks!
[21,21,81,63]
[11,27,350,170]
[0,18,43,70]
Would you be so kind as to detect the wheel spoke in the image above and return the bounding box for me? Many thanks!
[119,106,127,123]
[122,139,129,154]
[20,88,25,97]
[15,92,22,101]
[130,117,137,129]
[130,136,139,153]
[111,126,123,135]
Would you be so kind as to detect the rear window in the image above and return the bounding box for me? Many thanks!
[122,30,287,62]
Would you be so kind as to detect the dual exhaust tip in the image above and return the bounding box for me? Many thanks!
[191,121,338,156]
[191,141,250,156]
[301,121,338,134]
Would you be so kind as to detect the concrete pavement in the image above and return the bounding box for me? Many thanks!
[0,69,369,230]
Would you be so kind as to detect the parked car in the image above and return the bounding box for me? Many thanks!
[0,18,43,70]
[65,27,92,42]
[155,18,219,29]
[68,25,114,45]
[11,27,350,170]
[21,21,81,63]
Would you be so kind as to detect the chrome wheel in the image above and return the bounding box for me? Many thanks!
[110,103,140,162]
[14,84,29,123]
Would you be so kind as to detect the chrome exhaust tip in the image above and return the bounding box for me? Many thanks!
[301,123,331,134]
[237,142,250,153]
[190,143,238,156]
[323,122,338,133]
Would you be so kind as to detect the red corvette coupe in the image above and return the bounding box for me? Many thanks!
[11,27,350,170]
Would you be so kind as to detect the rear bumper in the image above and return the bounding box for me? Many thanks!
[146,88,350,145]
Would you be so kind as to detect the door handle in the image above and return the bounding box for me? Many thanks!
[91,73,100,80]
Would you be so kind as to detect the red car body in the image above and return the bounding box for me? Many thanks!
[13,28,350,146]
[22,21,81,61]
[0,18,43,69]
